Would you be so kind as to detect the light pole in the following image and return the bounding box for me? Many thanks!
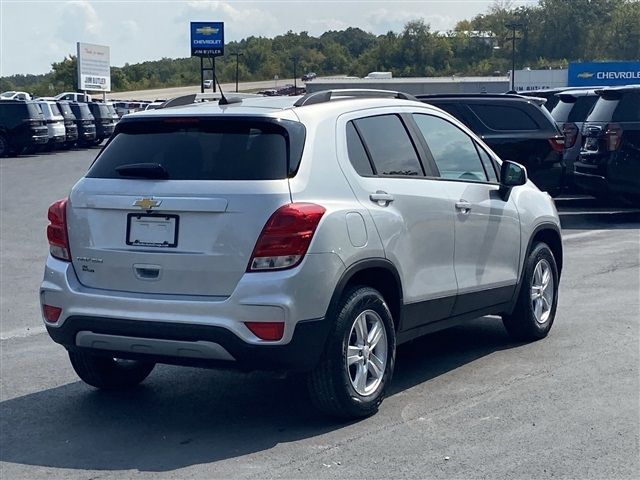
[289,56,298,92]
[505,21,524,92]
[229,52,243,92]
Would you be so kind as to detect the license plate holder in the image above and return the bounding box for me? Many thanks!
[126,213,179,248]
[586,137,599,150]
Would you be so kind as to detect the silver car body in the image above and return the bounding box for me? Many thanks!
[41,94,561,366]
[37,100,66,144]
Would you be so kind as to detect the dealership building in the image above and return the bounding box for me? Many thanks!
[306,61,640,95]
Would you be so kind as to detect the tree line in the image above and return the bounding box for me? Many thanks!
[1,0,638,97]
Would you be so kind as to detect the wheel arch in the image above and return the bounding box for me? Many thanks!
[326,258,403,331]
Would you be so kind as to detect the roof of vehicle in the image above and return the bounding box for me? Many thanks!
[595,84,640,95]
[124,90,438,121]
[556,89,598,99]
[417,93,547,106]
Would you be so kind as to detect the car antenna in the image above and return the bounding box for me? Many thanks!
[214,73,241,105]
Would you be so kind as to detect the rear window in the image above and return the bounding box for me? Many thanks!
[70,103,93,119]
[469,104,539,130]
[26,103,44,119]
[90,104,111,117]
[551,96,597,123]
[588,92,640,122]
[353,114,423,176]
[57,102,73,116]
[49,103,62,116]
[87,118,305,181]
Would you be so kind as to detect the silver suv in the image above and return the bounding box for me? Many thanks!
[41,90,563,418]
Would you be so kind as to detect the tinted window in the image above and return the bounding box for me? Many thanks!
[26,103,43,119]
[88,120,292,181]
[353,115,423,176]
[567,96,598,123]
[49,103,62,116]
[413,114,488,182]
[470,104,539,130]
[346,122,374,176]
[612,93,640,122]
[90,104,111,118]
[70,103,93,119]
[477,145,498,182]
[57,102,73,116]
[0,104,24,122]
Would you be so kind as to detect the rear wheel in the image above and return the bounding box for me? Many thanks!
[503,242,559,341]
[69,351,155,390]
[307,286,396,419]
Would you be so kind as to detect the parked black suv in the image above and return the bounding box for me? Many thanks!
[87,102,117,145]
[549,89,599,189]
[68,102,96,146]
[56,101,79,148]
[575,85,640,204]
[418,94,565,195]
[0,100,48,157]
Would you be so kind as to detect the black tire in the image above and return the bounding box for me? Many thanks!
[503,242,559,341]
[69,351,155,390]
[307,286,396,419]
[0,135,7,157]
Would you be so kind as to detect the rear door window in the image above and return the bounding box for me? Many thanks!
[413,114,488,183]
[469,104,539,130]
[87,119,303,181]
[353,114,423,176]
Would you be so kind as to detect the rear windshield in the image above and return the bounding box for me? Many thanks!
[90,103,111,117]
[49,103,62,116]
[57,102,73,116]
[87,118,305,180]
[70,103,93,119]
[551,95,598,123]
[26,103,44,118]
[468,104,540,130]
[587,92,640,122]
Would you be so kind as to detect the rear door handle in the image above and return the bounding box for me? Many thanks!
[455,200,472,214]
[370,191,394,206]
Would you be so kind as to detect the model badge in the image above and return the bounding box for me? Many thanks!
[133,198,161,210]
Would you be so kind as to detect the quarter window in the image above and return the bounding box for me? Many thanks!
[413,114,488,183]
[353,115,423,176]
[346,122,374,176]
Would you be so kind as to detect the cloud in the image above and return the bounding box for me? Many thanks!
[178,1,280,40]
[57,0,102,43]
[365,8,452,33]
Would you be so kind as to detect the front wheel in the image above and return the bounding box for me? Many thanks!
[69,351,155,390]
[307,286,396,419]
[503,242,559,341]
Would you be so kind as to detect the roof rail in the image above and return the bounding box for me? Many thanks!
[158,92,258,109]
[293,89,418,107]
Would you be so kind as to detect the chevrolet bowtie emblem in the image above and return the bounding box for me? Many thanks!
[196,26,219,35]
[133,198,161,210]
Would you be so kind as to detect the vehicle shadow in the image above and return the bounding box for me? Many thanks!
[555,195,640,230]
[0,317,520,473]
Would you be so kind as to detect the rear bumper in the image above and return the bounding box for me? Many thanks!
[573,167,607,196]
[40,253,345,370]
[47,315,329,371]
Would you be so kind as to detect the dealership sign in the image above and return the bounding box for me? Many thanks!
[190,22,224,57]
[568,61,640,87]
[76,42,111,92]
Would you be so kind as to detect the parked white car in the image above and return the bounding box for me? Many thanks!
[1,91,32,100]
[54,92,92,102]
[36,100,66,149]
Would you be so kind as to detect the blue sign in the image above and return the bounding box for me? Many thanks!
[190,22,224,57]
[568,61,640,87]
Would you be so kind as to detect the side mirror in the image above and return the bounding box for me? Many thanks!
[500,160,527,188]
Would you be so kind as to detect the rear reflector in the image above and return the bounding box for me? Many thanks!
[605,123,623,151]
[47,198,71,261]
[245,322,285,341]
[562,122,579,149]
[247,203,326,271]
[43,305,62,323]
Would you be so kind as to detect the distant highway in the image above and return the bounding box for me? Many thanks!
[105,78,298,101]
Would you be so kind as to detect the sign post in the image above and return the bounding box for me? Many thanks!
[190,22,224,93]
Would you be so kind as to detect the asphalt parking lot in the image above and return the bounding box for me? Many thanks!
[1,148,639,479]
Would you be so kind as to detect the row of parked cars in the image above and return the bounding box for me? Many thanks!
[0,92,120,157]
[414,85,639,205]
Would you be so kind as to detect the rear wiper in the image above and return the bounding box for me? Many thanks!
[115,163,169,180]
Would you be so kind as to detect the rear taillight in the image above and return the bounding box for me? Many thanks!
[548,135,565,153]
[247,203,326,272]
[562,123,579,149]
[604,123,623,151]
[43,305,62,323]
[244,322,285,341]
[47,198,71,261]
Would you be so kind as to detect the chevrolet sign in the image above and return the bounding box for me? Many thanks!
[190,21,224,57]
[569,61,640,87]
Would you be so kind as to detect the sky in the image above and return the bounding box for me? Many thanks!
[0,0,534,76]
